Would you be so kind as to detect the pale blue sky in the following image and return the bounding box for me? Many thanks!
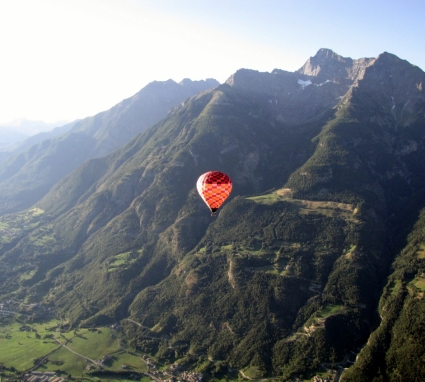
[0,0,424,125]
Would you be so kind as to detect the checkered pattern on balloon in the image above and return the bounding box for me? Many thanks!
[197,171,232,215]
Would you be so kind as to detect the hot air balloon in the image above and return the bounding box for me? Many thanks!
[197,171,232,215]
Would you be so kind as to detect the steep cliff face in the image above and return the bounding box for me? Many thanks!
[226,49,377,127]
[351,52,425,127]
[298,48,375,81]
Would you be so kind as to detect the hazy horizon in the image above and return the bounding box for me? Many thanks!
[0,118,70,138]
[1,0,424,124]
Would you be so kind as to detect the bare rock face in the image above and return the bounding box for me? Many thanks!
[352,52,425,127]
[298,48,375,82]
[225,49,377,126]
[226,49,425,131]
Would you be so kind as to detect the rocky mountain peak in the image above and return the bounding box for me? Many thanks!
[179,78,219,87]
[376,51,406,64]
[297,48,349,77]
[368,51,425,85]
[350,51,425,127]
[298,48,375,82]
[315,47,344,60]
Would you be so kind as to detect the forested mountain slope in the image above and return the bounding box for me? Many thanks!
[1,49,425,380]
[0,78,218,215]
[342,195,425,381]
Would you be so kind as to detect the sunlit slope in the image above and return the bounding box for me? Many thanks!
[1,84,320,323]
[0,79,219,215]
[126,191,381,373]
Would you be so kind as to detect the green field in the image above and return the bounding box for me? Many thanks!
[32,234,55,247]
[40,347,147,376]
[241,366,263,379]
[19,269,37,281]
[28,207,45,217]
[39,346,89,375]
[248,191,358,222]
[0,320,61,370]
[0,319,147,377]
[249,258,289,275]
[417,244,425,259]
[247,193,283,205]
[316,304,344,319]
[49,328,147,375]
[389,279,402,295]
[0,208,46,244]
[412,278,425,292]
[108,251,140,272]
[66,329,120,359]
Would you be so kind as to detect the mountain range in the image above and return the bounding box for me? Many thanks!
[1,48,425,381]
[0,78,219,215]
[0,128,28,148]
[0,119,72,153]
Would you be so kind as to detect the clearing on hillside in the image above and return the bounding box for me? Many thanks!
[248,189,358,222]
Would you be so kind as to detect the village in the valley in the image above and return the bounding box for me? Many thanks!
[20,360,203,382]
[142,356,203,382]
[0,299,54,319]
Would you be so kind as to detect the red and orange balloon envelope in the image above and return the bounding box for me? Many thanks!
[197,171,232,215]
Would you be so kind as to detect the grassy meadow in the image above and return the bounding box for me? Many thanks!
[0,318,147,377]
[316,304,345,319]
[0,208,46,242]
[0,319,61,370]
[248,189,358,222]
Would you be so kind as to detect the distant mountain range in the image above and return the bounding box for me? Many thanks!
[0,49,424,381]
[0,119,71,150]
[0,78,219,214]
[0,121,78,162]
[0,127,28,147]
[0,118,70,136]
